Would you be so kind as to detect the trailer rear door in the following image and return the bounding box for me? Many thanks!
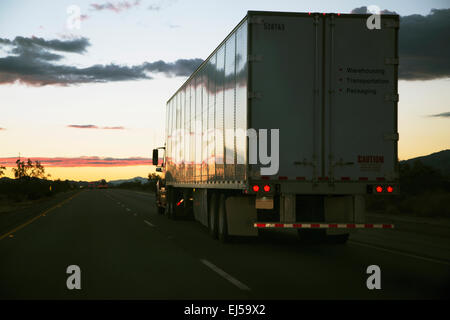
[250,13,324,180]
[323,14,399,182]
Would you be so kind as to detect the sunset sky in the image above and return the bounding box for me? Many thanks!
[0,0,449,181]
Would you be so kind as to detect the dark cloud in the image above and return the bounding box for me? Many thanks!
[399,9,450,80]
[0,36,203,86]
[428,112,450,118]
[90,0,141,13]
[350,6,398,15]
[350,6,367,14]
[0,36,90,54]
[142,58,203,77]
[351,6,370,14]
[350,8,450,80]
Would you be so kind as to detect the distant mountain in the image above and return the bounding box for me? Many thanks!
[401,149,450,176]
[108,177,148,185]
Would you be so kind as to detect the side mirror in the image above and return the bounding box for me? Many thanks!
[152,149,158,166]
[156,167,162,172]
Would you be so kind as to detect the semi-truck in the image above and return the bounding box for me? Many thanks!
[153,11,399,243]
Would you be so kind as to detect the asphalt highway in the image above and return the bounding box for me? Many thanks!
[1,189,449,299]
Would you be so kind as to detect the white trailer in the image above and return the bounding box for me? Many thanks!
[153,11,399,243]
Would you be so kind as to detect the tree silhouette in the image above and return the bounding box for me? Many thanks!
[0,165,6,177]
[148,173,160,182]
[30,160,49,179]
[12,158,50,180]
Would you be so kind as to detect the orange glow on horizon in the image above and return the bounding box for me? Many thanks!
[2,165,156,182]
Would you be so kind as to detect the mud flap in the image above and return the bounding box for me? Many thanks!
[225,196,258,237]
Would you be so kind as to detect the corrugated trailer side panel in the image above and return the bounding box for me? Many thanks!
[236,24,248,181]
[215,45,225,180]
[165,18,248,187]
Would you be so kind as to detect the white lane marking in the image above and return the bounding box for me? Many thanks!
[349,240,450,266]
[144,220,155,227]
[200,259,251,291]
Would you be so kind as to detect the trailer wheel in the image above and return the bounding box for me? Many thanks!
[218,193,229,243]
[165,187,175,219]
[208,193,218,239]
[182,190,194,219]
[165,199,173,218]
[155,194,165,215]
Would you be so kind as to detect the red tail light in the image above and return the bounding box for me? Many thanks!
[376,186,383,193]
[387,186,393,193]
[252,185,260,192]
[263,185,271,192]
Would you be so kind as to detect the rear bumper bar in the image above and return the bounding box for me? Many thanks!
[254,223,394,229]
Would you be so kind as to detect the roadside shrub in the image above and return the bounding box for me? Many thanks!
[0,177,73,202]
[366,160,450,217]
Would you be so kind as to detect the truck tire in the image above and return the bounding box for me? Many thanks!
[166,187,176,219]
[218,193,229,243]
[155,194,165,215]
[209,193,218,239]
[182,191,194,220]
[165,200,173,219]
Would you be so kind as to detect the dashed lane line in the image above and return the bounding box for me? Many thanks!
[200,259,251,291]
[144,220,155,227]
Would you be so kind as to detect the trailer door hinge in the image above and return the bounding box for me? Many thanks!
[382,19,400,29]
[248,91,262,99]
[248,54,263,62]
[385,93,399,102]
[313,15,319,25]
[384,133,399,141]
[249,17,264,24]
[385,57,399,65]
[329,16,335,26]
